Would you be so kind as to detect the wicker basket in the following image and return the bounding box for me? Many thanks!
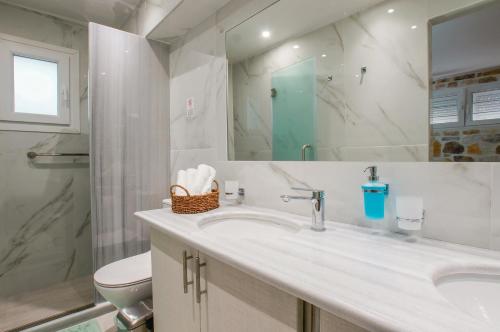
[170,180,220,214]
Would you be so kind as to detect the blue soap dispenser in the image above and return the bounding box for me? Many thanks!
[361,166,389,220]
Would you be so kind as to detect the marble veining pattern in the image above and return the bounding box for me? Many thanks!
[137,205,500,332]
[0,3,92,299]
[228,0,430,161]
[164,0,497,252]
[215,161,495,250]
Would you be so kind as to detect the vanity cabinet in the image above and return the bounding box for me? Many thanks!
[151,228,367,332]
[151,229,299,332]
[151,230,200,332]
[199,252,299,332]
[319,310,368,332]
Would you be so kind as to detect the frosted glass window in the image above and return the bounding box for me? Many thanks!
[14,55,58,116]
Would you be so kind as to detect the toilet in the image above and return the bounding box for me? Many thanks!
[94,251,152,309]
[94,201,168,309]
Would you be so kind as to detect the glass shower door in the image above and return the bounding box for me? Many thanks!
[271,58,316,161]
[0,136,93,331]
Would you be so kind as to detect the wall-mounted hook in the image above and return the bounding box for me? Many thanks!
[360,66,367,84]
[271,88,277,98]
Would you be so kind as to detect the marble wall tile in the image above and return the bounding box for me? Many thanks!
[170,59,223,150]
[171,148,218,183]
[339,0,428,149]
[490,163,500,250]
[215,161,493,249]
[228,0,434,161]
[229,21,346,161]
[168,15,224,173]
[0,4,92,297]
[339,144,428,162]
[0,132,92,296]
[122,0,182,36]
[168,0,498,251]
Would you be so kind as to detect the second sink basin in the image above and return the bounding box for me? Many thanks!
[435,272,500,327]
[197,212,302,240]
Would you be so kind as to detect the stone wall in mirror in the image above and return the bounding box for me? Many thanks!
[431,1,500,162]
[225,0,500,162]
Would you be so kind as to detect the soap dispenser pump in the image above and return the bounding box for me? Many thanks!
[361,166,389,220]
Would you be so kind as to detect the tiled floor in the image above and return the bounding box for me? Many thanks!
[0,275,94,331]
[58,311,117,332]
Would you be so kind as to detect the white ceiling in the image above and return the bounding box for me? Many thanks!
[148,0,232,43]
[0,0,142,27]
[432,1,500,78]
[226,0,383,63]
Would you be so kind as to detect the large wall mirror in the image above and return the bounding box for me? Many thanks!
[225,0,500,162]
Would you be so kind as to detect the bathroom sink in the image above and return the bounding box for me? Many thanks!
[197,212,302,239]
[435,273,500,326]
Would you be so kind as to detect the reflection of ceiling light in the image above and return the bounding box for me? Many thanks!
[387,8,395,14]
[411,25,418,30]
[321,54,327,58]
[293,44,300,49]
[261,30,271,38]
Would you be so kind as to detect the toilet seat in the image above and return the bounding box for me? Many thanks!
[94,251,152,288]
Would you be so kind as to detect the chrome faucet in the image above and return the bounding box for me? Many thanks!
[280,188,326,232]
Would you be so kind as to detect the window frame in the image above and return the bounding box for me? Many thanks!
[0,33,80,133]
[430,87,466,129]
[466,81,500,126]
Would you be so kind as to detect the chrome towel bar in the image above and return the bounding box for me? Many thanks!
[27,152,89,159]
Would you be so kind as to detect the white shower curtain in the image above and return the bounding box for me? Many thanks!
[89,23,170,278]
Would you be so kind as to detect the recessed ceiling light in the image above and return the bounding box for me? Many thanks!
[293,44,300,49]
[261,30,271,38]
[411,25,418,30]
[321,54,327,58]
[387,8,395,14]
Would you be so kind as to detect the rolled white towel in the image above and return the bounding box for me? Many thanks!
[199,164,216,194]
[175,170,188,196]
[191,165,210,195]
[185,168,197,195]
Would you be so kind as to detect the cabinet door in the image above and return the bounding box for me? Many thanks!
[199,253,299,332]
[320,310,368,332]
[151,230,200,332]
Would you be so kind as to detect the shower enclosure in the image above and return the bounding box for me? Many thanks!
[0,21,169,331]
[271,58,317,161]
[0,127,94,331]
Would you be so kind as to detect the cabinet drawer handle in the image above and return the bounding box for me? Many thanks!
[182,251,193,294]
[195,256,207,303]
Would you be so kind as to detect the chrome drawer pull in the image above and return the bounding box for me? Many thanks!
[195,256,207,303]
[182,251,193,294]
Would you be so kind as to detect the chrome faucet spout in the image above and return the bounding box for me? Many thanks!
[280,188,326,232]
[280,195,310,202]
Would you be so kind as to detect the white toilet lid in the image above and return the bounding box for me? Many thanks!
[94,251,152,288]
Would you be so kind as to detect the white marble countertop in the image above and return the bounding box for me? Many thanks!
[135,205,500,332]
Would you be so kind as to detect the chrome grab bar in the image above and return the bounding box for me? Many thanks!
[27,152,89,159]
[301,144,312,161]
